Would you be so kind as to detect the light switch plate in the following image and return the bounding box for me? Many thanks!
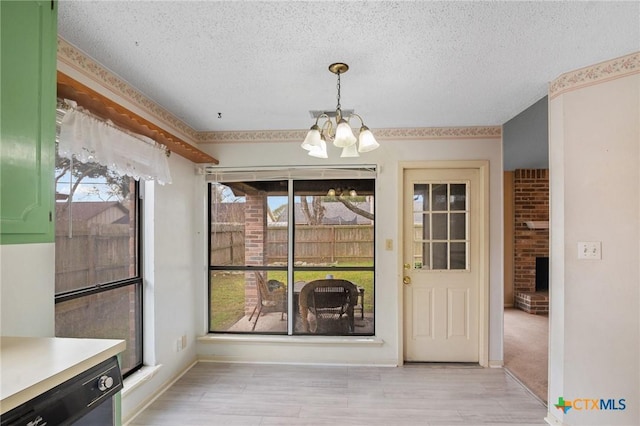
[578,241,601,260]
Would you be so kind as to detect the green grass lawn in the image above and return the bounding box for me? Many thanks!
[210,267,374,331]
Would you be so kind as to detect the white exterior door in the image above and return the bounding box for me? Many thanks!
[403,167,481,362]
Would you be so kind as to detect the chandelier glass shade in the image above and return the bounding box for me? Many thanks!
[301,63,379,158]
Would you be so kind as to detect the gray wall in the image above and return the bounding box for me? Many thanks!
[503,96,549,170]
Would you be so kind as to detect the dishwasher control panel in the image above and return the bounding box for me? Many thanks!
[1,356,123,426]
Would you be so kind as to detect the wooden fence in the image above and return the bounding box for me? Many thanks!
[55,223,133,293]
[54,223,138,373]
[211,224,374,265]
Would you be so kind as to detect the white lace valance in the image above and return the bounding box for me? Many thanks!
[58,101,172,185]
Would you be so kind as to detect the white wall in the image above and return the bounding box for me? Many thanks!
[547,64,639,425]
[121,153,202,421]
[0,243,55,336]
[195,135,504,366]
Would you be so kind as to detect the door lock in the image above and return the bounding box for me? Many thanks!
[403,263,411,270]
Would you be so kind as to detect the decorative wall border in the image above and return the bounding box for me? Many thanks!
[59,37,501,146]
[549,51,640,100]
[197,126,502,144]
[57,37,201,142]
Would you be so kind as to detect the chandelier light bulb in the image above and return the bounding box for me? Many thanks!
[333,119,357,148]
[301,126,321,151]
[340,142,360,158]
[308,137,328,158]
[357,125,380,152]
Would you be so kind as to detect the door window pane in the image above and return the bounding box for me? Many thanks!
[413,182,469,271]
[433,242,448,270]
[450,213,466,240]
[431,184,447,211]
[432,213,448,239]
[450,184,466,210]
[450,242,467,270]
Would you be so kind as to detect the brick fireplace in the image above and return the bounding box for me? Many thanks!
[513,169,549,314]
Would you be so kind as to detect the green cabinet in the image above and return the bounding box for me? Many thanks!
[1,1,57,244]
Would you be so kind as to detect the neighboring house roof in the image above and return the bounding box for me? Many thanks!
[55,201,129,223]
[211,200,374,225]
[274,201,373,225]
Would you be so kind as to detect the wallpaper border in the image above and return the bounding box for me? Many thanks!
[549,52,640,100]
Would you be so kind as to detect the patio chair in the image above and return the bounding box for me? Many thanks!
[248,272,286,331]
[299,279,359,333]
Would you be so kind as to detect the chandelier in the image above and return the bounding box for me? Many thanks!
[301,63,379,158]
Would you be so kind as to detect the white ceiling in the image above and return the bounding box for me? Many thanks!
[58,1,639,133]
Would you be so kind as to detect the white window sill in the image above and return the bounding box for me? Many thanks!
[122,364,163,397]
[197,334,384,346]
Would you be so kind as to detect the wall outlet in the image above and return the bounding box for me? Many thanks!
[181,335,187,349]
[385,239,393,251]
[578,241,601,260]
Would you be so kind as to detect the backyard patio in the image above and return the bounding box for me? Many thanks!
[227,310,375,334]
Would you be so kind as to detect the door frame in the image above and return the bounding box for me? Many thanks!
[397,160,490,367]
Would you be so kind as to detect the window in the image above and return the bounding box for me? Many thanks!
[54,150,143,376]
[412,183,468,270]
[209,174,375,336]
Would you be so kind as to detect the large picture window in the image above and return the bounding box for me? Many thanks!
[54,150,142,376]
[209,172,375,336]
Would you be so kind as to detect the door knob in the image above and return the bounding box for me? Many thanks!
[403,276,411,285]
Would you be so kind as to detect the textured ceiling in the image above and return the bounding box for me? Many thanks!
[58,1,639,133]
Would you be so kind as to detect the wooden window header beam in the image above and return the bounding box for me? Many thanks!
[57,71,219,164]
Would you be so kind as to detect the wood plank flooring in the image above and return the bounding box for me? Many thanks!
[129,362,547,425]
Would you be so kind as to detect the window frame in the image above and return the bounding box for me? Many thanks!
[207,174,376,336]
[54,178,143,378]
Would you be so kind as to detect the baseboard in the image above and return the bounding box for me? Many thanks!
[197,355,398,368]
[544,411,565,425]
[123,360,197,425]
[504,368,547,408]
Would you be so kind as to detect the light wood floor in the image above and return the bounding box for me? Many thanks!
[129,362,547,425]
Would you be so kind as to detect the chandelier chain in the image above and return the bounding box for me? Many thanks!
[336,72,341,112]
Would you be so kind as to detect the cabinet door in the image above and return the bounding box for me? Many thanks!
[1,1,57,244]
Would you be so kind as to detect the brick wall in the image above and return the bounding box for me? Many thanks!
[514,169,549,294]
[244,194,266,313]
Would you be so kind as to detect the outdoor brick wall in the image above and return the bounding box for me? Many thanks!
[514,169,549,295]
[244,194,266,314]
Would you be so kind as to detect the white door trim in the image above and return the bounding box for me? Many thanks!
[397,160,490,367]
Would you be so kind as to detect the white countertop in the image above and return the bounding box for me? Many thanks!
[0,336,126,414]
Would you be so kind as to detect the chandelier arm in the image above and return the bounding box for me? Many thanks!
[320,118,334,139]
[347,113,365,128]
[313,113,329,127]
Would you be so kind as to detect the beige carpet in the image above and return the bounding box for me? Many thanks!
[504,308,548,403]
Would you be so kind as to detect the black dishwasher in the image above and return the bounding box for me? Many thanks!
[1,356,122,426]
